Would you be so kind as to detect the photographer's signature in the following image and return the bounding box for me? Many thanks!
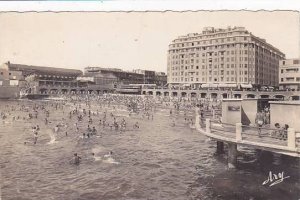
[262,171,290,187]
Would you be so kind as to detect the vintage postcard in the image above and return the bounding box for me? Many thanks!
[0,3,299,200]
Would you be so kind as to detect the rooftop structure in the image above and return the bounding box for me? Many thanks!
[0,61,82,81]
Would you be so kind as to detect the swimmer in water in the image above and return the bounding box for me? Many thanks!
[73,153,81,165]
[104,151,113,158]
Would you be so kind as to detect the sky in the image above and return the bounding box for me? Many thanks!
[0,11,299,73]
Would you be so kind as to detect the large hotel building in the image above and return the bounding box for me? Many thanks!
[167,27,285,88]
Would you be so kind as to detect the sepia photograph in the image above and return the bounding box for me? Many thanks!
[0,9,299,200]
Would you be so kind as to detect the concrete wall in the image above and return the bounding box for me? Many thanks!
[270,101,300,131]
[222,99,242,124]
[0,86,20,99]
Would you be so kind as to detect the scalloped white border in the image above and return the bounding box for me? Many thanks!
[0,0,300,12]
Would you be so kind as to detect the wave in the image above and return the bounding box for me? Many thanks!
[47,129,57,144]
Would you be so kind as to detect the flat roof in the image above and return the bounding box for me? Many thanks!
[269,101,300,105]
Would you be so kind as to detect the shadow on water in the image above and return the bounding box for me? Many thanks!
[190,147,300,200]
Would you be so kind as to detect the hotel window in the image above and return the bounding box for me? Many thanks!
[245,64,248,68]
[245,71,248,75]
[227,71,229,75]
[227,77,229,81]
[231,57,235,61]
[196,72,199,75]
[227,64,230,68]
[231,77,235,81]
[281,78,283,81]
[245,78,247,82]
[231,71,235,75]
[196,66,199,69]
[196,78,199,81]
[214,78,217,81]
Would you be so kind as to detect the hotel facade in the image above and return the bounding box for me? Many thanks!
[167,27,285,88]
[279,58,300,90]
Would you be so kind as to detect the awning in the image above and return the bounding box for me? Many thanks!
[201,83,218,88]
[218,83,237,88]
[241,84,253,88]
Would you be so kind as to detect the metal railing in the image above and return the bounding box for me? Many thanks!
[202,118,299,150]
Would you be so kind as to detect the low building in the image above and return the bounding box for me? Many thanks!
[279,58,300,91]
[0,62,83,95]
[154,72,167,86]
